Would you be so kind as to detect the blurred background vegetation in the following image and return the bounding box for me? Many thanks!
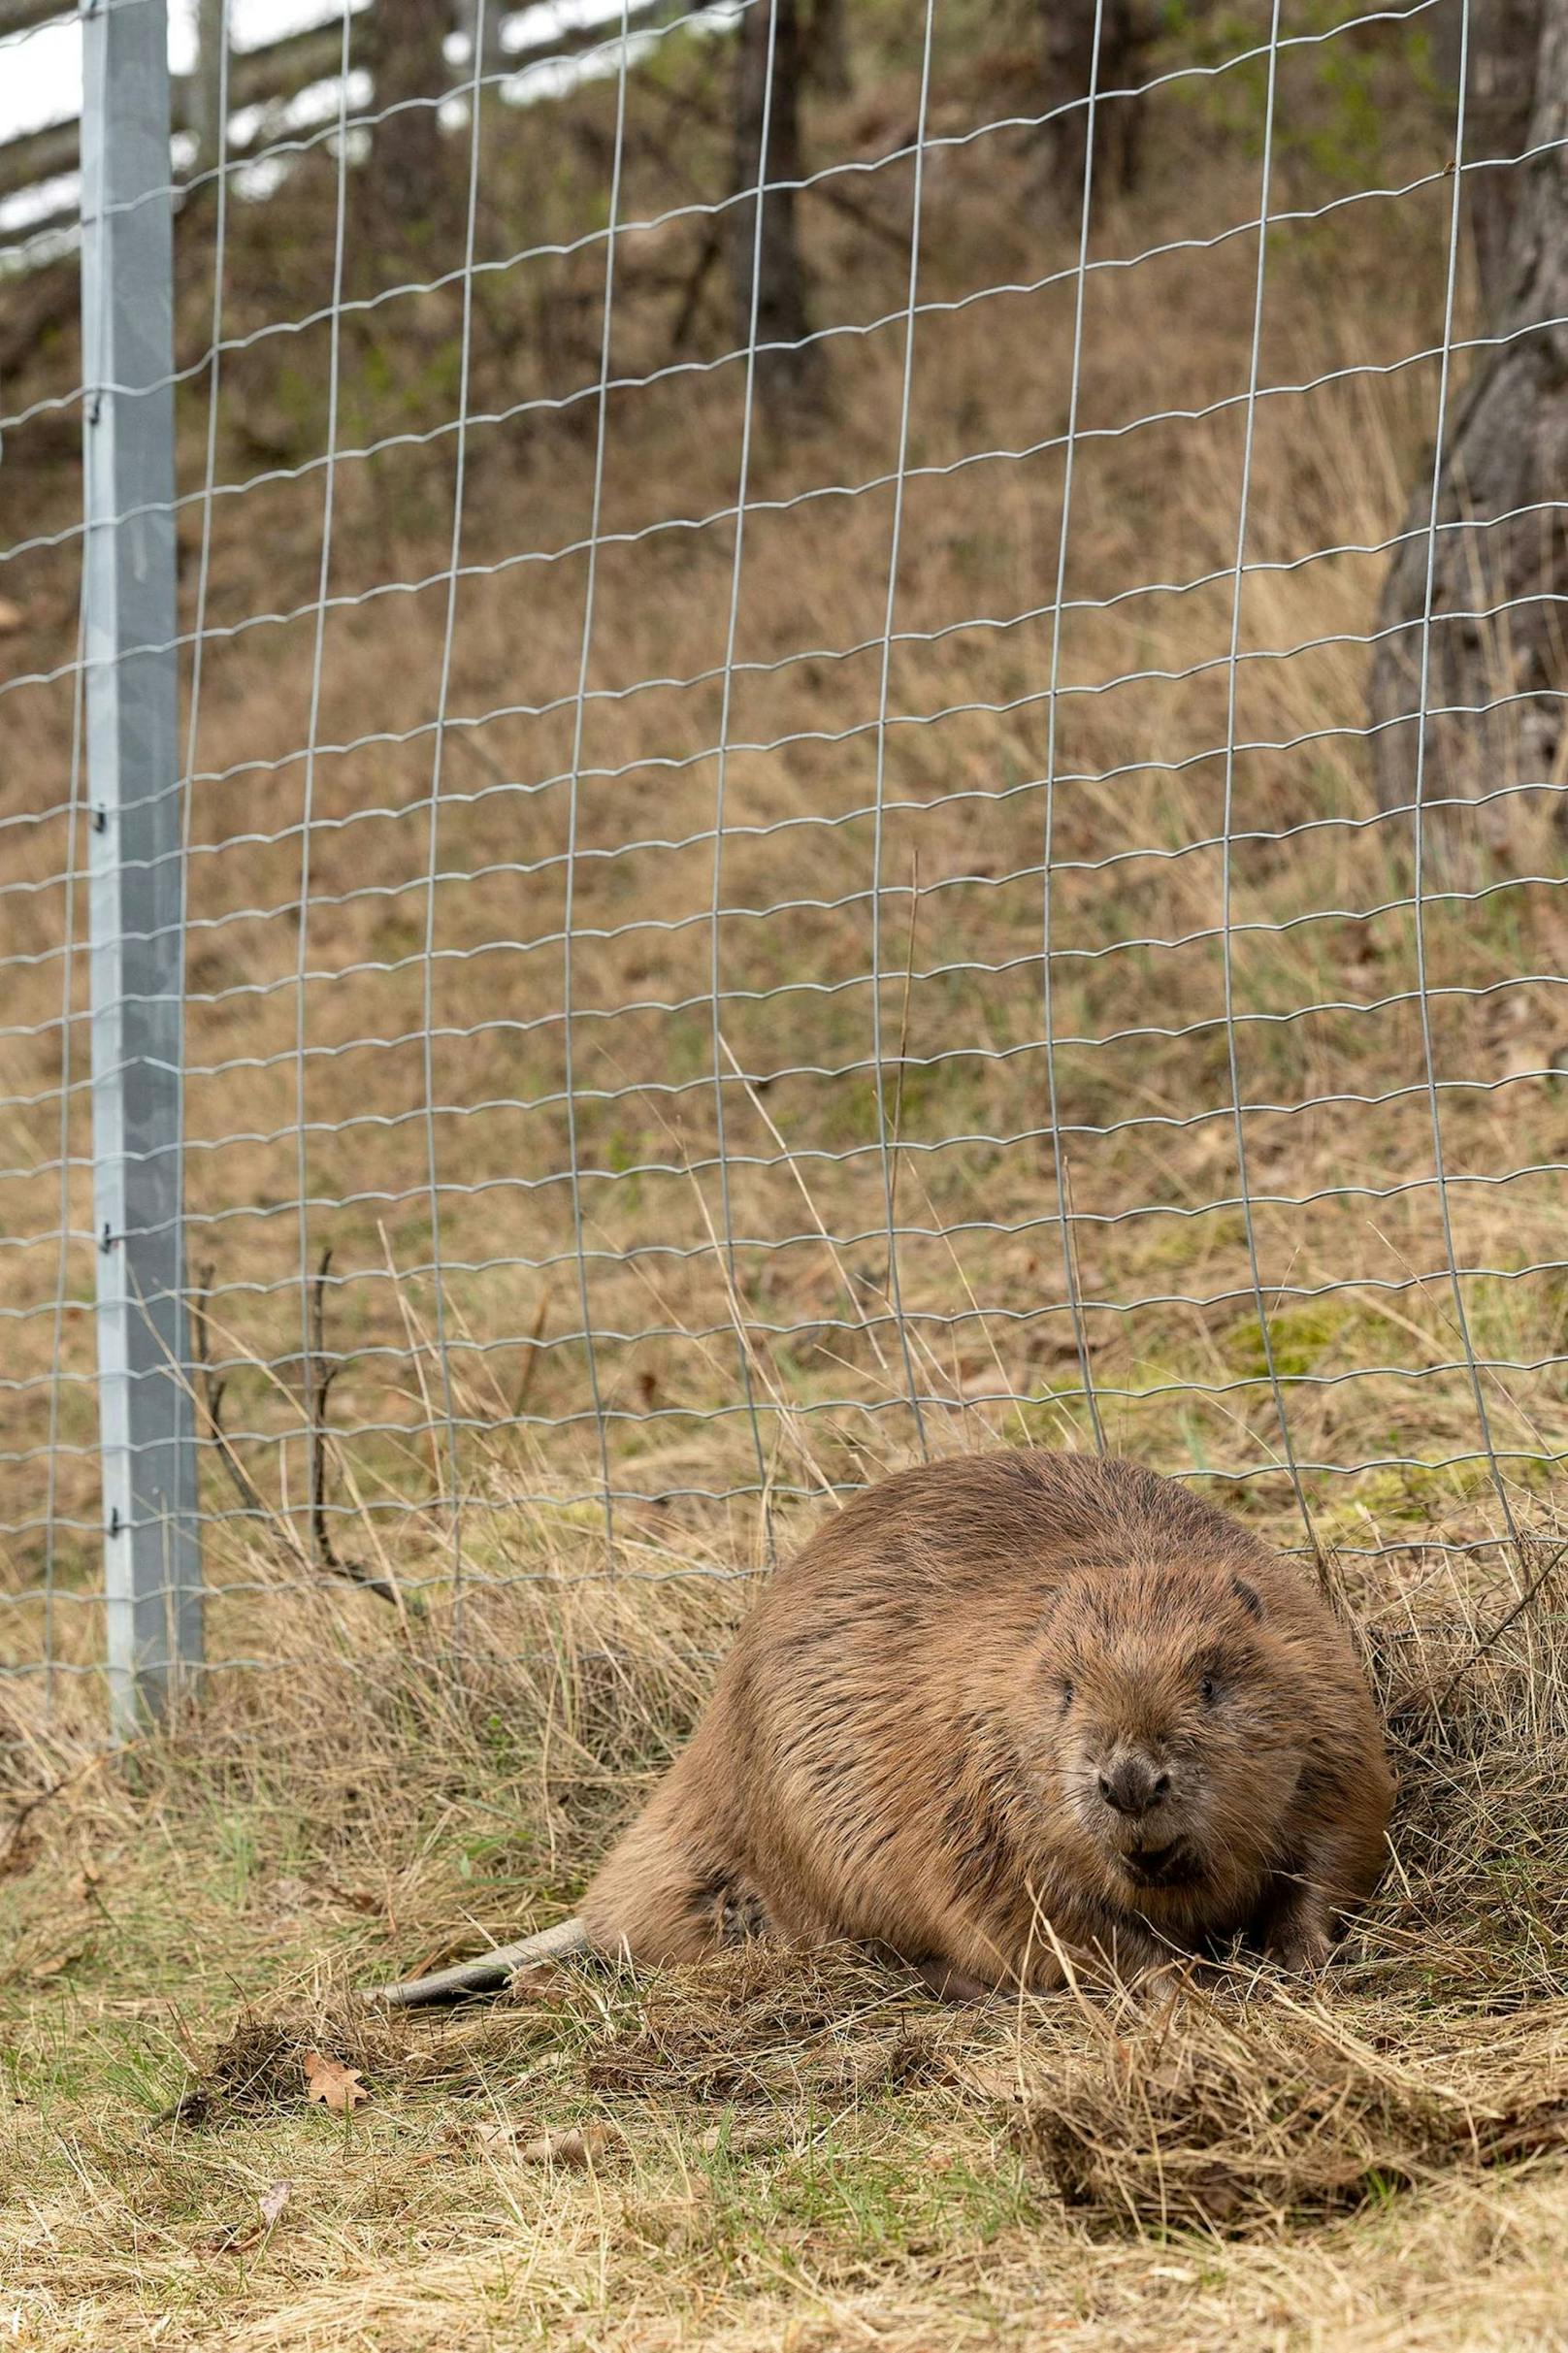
[0,0,1565,1689]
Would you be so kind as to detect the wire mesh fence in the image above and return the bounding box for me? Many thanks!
[1,0,1564,1729]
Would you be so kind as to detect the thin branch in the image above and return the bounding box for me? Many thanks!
[192,1258,403,1608]
[307,1246,404,1605]
[509,1286,553,1420]
[670,213,725,355]
[191,1260,279,1530]
[644,71,913,249]
[0,1756,101,1876]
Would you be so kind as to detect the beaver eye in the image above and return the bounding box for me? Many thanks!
[1198,1673,1218,1705]
[1060,1676,1075,1711]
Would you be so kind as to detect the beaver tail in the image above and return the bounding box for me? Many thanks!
[365,1914,591,2008]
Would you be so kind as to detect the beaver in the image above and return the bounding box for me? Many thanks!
[374,1452,1393,2005]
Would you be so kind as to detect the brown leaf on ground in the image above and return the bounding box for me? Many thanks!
[71,1853,105,1904]
[27,1944,86,1981]
[209,2177,293,2255]
[957,2058,1032,2106]
[0,1824,42,1880]
[506,1960,568,2001]
[303,2049,368,2112]
[258,2178,293,2229]
[468,2119,518,2156]
[517,2123,619,2168]
[327,1882,385,1916]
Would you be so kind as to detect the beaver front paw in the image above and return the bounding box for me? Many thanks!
[1263,1912,1332,1974]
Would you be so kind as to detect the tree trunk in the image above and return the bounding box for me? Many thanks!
[1430,0,1542,297]
[1367,0,1568,863]
[1039,0,1143,209]
[731,0,823,427]
[804,0,851,95]
[368,0,449,237]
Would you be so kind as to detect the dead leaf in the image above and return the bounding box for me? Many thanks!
[0,1825,42,1880]
[208,2177,293,2256]
[258,2178,292,2229]
[517,2123,617,2169]
[698,2121,789,2157]
[0,599,23,636]
[72,1855,105,1905]
[327,1883,383,1916]
[506,1961,567,2001]
[960,2060,1032,2105]
[28,1944,86,1982]
[469,2118,614,2165]
[302,2050,367,2113]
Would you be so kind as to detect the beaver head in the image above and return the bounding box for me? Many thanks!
[1015,1558,1309,1925]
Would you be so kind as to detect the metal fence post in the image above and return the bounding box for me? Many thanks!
[79,0,202,1732]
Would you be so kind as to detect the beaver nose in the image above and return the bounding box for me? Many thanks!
[1097,1757,1170,1817]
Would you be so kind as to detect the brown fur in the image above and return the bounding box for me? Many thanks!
[579,1453,1394,1991]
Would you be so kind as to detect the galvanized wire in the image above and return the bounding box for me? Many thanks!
[560,0,636,1554]
[0,0,1562,1709]
[1402,0,1527,1577]
[1217,0,1314,1546]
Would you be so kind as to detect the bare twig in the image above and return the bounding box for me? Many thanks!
[191,1258,403,1608]
[510,1288,553,1420]
[669,214,724,356]
[0,1755,102,1876]
[644,74,912,250]
[191,1262,278,1530]
[306,1248,404,1606]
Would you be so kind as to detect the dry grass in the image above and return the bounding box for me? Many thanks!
[5,1,1567,1667]
[3,4,1568,2344]
[1,1536,1566,2350]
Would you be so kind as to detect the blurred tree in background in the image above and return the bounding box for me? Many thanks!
[368,0,448,237]
[1429,0,1541,289]
[730,0,823,425]
[1038,0,1145,206]
[803,0,851,94]
[1369,0,1568,863]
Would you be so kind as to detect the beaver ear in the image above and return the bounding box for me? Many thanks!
[1231,1575,1263,1620]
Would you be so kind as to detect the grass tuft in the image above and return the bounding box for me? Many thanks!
[1014,1999,1568,2239]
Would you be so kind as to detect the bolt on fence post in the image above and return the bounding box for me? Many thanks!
[79,0,202,1733]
